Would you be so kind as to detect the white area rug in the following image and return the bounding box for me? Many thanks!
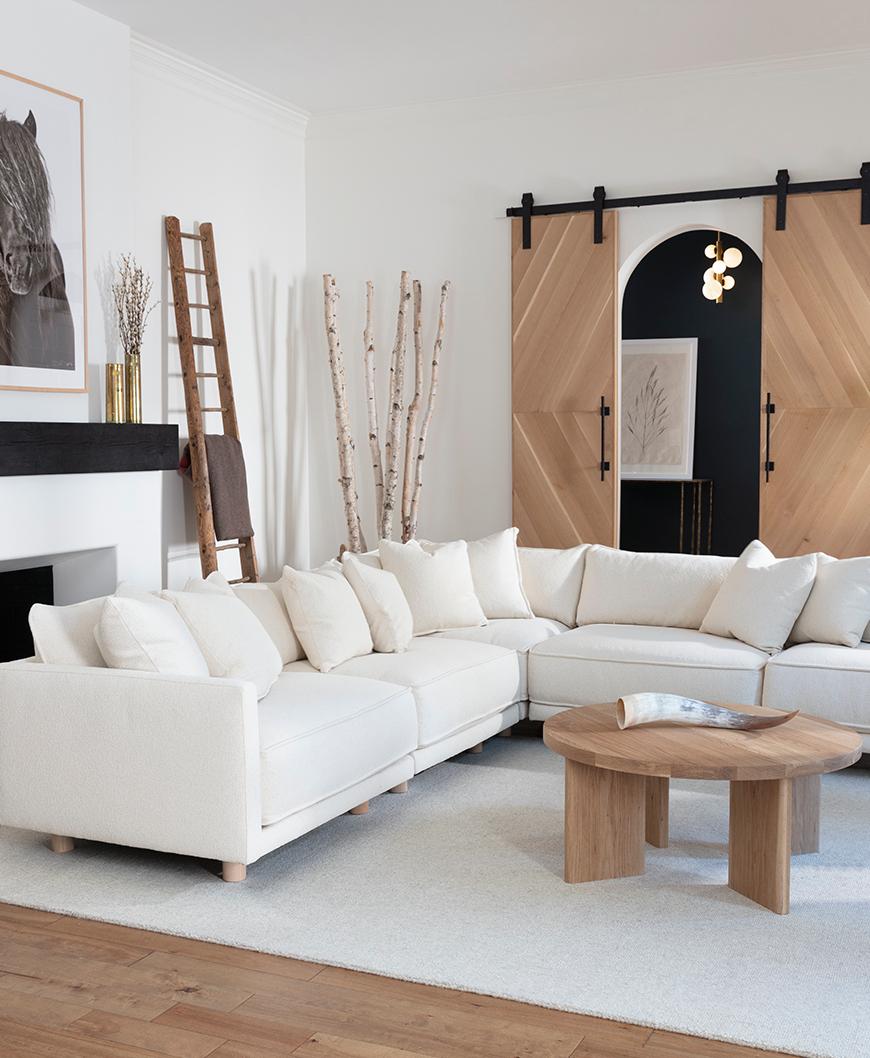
[1,737,868,1058]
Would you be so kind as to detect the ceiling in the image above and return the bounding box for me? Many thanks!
[79,0,870,114]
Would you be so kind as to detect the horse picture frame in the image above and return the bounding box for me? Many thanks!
[0,68,86,393]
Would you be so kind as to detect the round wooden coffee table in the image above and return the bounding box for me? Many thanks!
[543,702,862,914]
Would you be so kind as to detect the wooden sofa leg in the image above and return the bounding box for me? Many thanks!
[49,835,75,854]
[349,801,369,815]
[389,781,409,794]
[469,743,484,754]
[222,862,246,882]
[498,727,513,737]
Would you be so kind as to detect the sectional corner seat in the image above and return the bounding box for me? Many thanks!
[0,547,867,881]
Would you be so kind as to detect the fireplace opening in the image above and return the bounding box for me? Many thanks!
[0,566,54,662]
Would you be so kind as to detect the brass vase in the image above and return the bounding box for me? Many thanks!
[124,352,142,424]
[105,362,125,423]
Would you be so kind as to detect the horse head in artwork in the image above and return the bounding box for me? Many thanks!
[0,110,53,297]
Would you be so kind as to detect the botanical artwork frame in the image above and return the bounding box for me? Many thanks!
[0,67,87,393]
[620,337,697,480]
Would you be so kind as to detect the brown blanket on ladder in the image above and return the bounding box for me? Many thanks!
[179,434,254,541]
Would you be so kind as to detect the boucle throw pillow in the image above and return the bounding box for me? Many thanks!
[281,566,373,673]
[518,545,588,627]
[162,589,282,698]
[29,596,107,667]
[379,538,486,636]
[342,554,413,652]
[185,571,304,664]
[423,529,532,620]
[790,554,870,648]
[700,540,817,653]
[95,592,209,676]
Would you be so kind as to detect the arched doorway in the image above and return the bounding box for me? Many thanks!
[619,229,762,556]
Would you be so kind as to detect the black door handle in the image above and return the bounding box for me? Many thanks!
[599,396,611,482]
[763,392,776,482]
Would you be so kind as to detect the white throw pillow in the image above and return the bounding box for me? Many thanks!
[29,597,107,667]
[185,571,304,664]
[518,545,588,627]
[342,554,413,652]
[428,529,532,620]
[577,546,736,630]
[790,554,870,648]
[95,593,209,676]
[379,538,487,636]
[281,566,373,673]
[162,589,282,698]
[700,540,817,653]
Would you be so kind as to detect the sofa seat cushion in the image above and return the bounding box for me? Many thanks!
[286,638,522,748]
[529,624,768,711]
[431,618,568,699]
[763,643,870,734]
[258,672,416,826]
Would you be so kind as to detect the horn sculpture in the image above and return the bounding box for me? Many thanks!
[616,693,798,731]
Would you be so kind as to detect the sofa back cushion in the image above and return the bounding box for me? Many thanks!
[163,589,283,697]
[700,540,817,653]
[379,539,486,635]
[576,546,735,630]
[518,545,588,627]
[29,597,107,667]
[790,554,870,648]
[342,554,413,653]
[95,592,209,676]
[281,566,373,673]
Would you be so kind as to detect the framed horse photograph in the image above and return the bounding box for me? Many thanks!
[0,68,86,393]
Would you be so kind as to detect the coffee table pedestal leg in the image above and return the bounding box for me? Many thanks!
[729,778,791,914]
[564,761,646,883]
[645,777,669,848]
[791,774,820,854]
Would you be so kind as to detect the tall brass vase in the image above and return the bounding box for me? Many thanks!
[124,352,142,424]
[105,363,125,423]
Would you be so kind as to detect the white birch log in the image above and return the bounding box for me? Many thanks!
[323,274,362,553]
[363,280,384,534]
[408,280,449,540]
[401,280,424,542]
[381,270,411,540]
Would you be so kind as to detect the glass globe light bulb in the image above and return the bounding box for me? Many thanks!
[712,259,727,275]
[703,268,715,282]
[723,275,736,290]
[702,279,723,300]
[723,247,743,268]
[704,244,717,259]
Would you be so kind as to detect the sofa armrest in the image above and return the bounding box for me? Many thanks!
[0,663,261,864]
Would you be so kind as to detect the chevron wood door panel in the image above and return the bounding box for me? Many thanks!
[512,212,617,547]
[761,192,870,557]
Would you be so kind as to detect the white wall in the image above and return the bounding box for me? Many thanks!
[306,51,870,564]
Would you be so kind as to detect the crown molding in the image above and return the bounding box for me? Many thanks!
[130,35,309,135]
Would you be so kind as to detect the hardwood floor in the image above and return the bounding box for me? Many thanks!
[0,901,798,1058]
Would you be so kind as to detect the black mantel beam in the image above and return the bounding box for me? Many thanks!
[0,422,179,477]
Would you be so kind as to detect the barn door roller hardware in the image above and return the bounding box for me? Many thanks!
[508,164,870,249]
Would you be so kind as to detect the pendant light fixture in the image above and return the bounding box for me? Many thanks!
[702,233,742,303]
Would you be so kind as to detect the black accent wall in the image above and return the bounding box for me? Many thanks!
[620,230,762,557]
[0,566,53,662]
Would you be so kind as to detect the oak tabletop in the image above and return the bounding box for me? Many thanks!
[543,702,863,781]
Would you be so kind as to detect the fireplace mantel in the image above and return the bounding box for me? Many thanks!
[0,422,179,477]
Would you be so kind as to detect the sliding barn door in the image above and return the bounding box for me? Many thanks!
[512,212,618,548]
[761,192,870,557]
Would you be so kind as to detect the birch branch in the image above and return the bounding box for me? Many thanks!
[381,270,411,540]
[401,279,423,542]
[323,273,362,553]
[363,280,384,534]
[408,280,450,540]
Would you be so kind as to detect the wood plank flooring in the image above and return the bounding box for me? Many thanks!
[0,902,798,1057]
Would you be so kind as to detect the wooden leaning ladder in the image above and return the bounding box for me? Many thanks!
[165,216,259,584]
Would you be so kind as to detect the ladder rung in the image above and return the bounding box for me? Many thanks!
[189,303,210,310]
[195,372,221,378]
[201,406,228,412]
[180,232,203,240]
[184,268,207,275]
[215,541,247,552]
[191,336,218,346]
[229,576,252,585]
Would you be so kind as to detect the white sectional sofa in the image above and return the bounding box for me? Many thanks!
[0,539,867,882]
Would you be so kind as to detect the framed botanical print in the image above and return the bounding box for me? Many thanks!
[621,337,697,480]
[0,68,86,392]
